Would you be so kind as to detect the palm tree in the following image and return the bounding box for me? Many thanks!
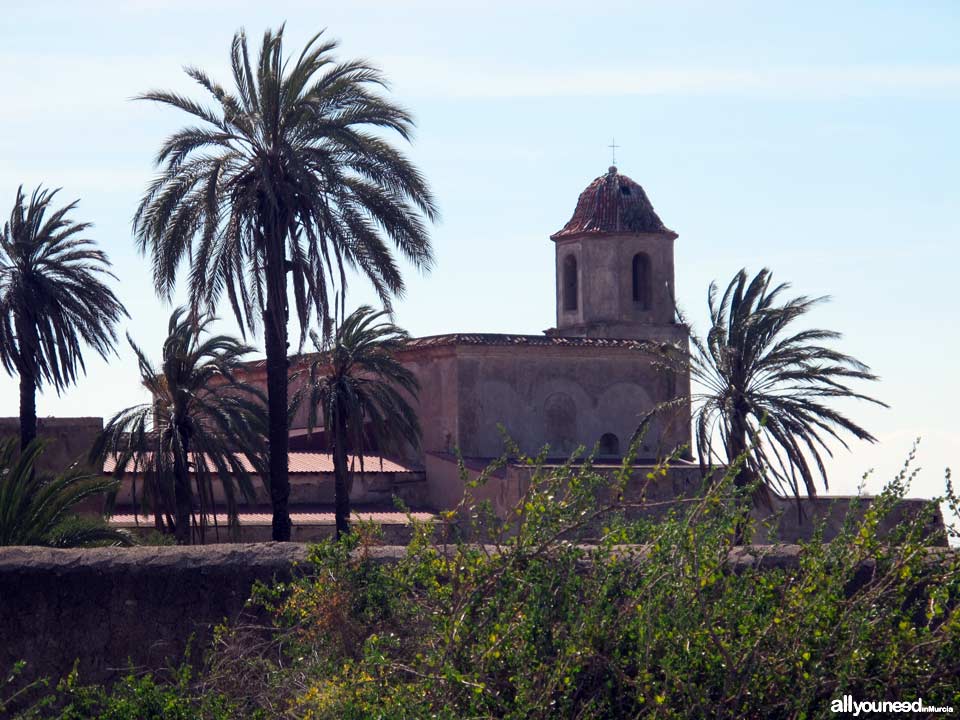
[640,268,885,502]
[0,439,132,547]
[91,307,267,544]
[133,26,437,541]
[297,305,421,538]
[0,186,127,450]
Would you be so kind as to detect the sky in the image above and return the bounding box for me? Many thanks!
[1,1,957,526]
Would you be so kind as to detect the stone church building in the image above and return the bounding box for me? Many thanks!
[79,165,938,542]
[221,165,695,522]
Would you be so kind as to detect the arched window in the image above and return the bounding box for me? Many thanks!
[599,433,620,457]
[563,255,578,312]
[632,253,651,309]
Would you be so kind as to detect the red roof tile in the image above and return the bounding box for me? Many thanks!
[103,452,416,475]
[109,509,435,526]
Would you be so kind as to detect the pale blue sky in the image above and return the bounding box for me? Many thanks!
[1,1,957,514]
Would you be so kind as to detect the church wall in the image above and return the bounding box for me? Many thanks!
[253,348,460,467]
[423,453,529,516]
[605,232,676,326]
[450,345,689,460]
[554,232,678,338]
[398,347,460,462]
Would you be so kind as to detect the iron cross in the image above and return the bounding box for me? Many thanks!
[609,138,620,166]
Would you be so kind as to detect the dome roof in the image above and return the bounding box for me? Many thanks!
[551,166,676,240]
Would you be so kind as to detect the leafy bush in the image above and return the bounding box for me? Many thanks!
[206,447,959,719]
[9,447,959,719]
[6,662,238,720]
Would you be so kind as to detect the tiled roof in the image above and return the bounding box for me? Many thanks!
[552,166,676,240]
[103,452,416,475]
[403,334,649,349]
[109,509,435,526]
[237,334,652,371]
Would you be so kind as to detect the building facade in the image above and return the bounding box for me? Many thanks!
[230,165,693,517]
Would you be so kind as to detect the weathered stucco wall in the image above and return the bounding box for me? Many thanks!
[453,345,690,460]
[400,346,460,460]
[555,232,678,332]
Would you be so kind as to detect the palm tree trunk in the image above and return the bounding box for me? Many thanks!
[332,404,350,539]
[729,399,752,489]
[173,462,193,545]
[18,366,37,451]
[15,318,38,451]
[264,229,292,541]
[173,442,192,545]
[728,401,752,544]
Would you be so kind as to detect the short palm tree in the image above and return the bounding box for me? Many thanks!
[0,186,127,449]
[298,305,421,538]
[91,307,267,545]
[0,439,131,547]
[640,268,885,501]
[134,26,437,540]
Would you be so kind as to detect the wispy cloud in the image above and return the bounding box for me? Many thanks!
[3,50,958,125]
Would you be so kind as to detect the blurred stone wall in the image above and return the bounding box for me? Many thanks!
[0,416,102,473]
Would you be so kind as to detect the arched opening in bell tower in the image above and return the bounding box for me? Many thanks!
[632,253,651,310]
[563,255,578,311]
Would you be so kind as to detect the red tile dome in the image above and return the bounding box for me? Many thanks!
[551,166,676,240]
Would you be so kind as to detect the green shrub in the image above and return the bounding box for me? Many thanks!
[10,446,959,719]
[206,447,960,719]
[7,662,238,720]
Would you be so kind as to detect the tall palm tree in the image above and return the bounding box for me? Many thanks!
[297,305,421,538]
[0,439,132,547]
[133,26,437,541]
[0,186,127,449]
[640,268,885,502]
[91,307,267,544]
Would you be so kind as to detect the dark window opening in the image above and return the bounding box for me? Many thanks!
[599,433,620,457]
[632,253,651,309]
[620,186,631,196]
[563,255,578,312]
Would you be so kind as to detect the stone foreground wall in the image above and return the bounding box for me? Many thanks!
[1,543,953,688]
[0,544,308,686]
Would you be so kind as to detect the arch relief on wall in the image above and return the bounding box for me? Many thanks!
[543,391,578,455]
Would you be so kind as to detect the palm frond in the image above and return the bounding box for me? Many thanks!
[0,439,130,547]
[639,268,885,501]
[91,307,267,543]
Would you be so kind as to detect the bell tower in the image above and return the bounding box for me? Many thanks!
[549,165,680,340]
